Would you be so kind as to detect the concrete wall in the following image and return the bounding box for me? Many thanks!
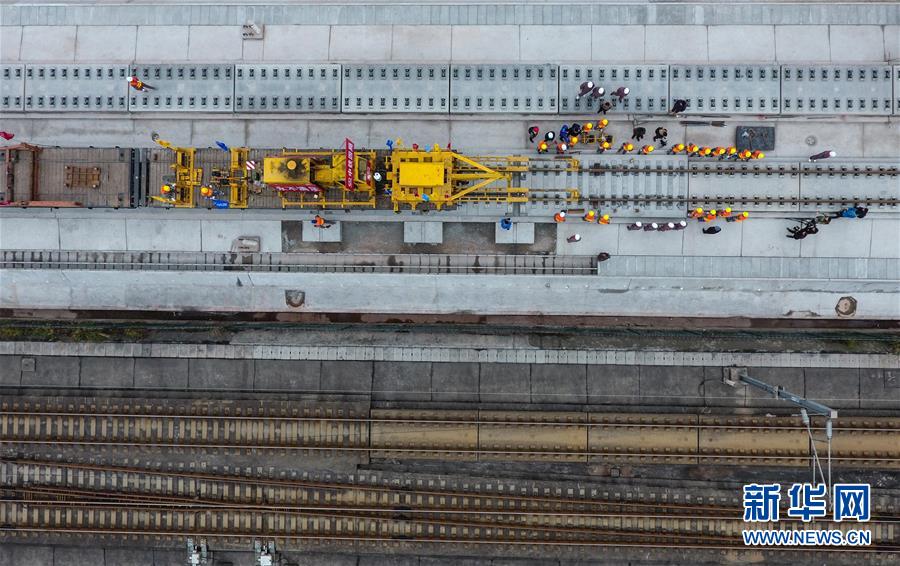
[2,24,897,64]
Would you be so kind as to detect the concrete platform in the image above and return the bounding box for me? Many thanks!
[2,268,897,320]
[301,220,342,242]
[495,222,535,244]
[404,221,443,244]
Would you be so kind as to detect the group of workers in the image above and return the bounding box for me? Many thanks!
[529,123,766,160]
[574,82,690,116]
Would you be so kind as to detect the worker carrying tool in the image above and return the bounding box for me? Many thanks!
[127,76,155,91]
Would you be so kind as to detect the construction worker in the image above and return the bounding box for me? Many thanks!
[612,87,630,102]
[591,87,605,99]
[200,186,213,199]
[313,215,329,228]
[596,118,609,131]
[127,76,154,91]
[556,142,568,154]
[618,142,634,154]
[598,214,611,225]
[626,222,643,231]
[537,140,549,154]
[544,131,555,142]
[559,125,570,142]
[669,99,688,115]
[583,210,597,222]
[569,123,582,137]
[528,126,539,142]
[597,139,612,153]
[672,220,688,230]
[566,234,582,243]
[751,150,765,160]
[499,217,513,231]
[725,146,738,159]
[658,222,676,232]
[689,207,704,219]
[639,145,655,155]
[809,150,836,162]
[738,149,753,161]
[569,136,579,147]
[686,144,700,156]
[160,184,173,197]
[643,222,659,231]
[554,211,567,223]
[653,127,668,146]
[668,143,686,155]
[698,147,712,157]
[728,211,750,223]
[701,209,717,222]
[582,122,594,133]
[711,147,726,158]
[598,100,613,114]
[576,81,595,99]
[719,207,733,219]
[632,127,646,141]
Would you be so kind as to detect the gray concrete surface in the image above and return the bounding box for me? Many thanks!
[1,353,895,409]
[3,4,898,64]
[2,267,897,320]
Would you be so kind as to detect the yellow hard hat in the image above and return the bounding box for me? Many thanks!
[741,211,750,218]
[570,136,579,145]
[161,184,172,194]
[710,209,717,215]
[602,214,610,220]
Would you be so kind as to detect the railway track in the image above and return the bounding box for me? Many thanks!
[1,460,898,552]
[0,250,598,275]
[2,399,898,468]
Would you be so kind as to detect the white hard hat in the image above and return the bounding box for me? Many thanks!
[634,222,642,227]
[650,222,658,229]
[667,222,675,229]
[127,76,133,81]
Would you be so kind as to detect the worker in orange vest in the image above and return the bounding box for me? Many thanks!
[598,214,611,225]
[698,147,712,157]
[689,207,704,219]
[200,186,213,198]
[554,211,567,223]
[727,211,750,223]
[668,143,686,155]
[597,139,612,153]
[596,118,609,131]
[725,146,738,159]
[537,140,549,153]
[556,142,568,154]
[582,122,594,133]
[583,210,596,222]
[738,149,753,161]
[313,214,329,228]
[719,207,732,219]
[712,147,726,157]
[686,144,700,156]
[751,150,765,160]
[570,136,579,147]
[639,145,655,155]
[701,209,717,222]
[127,75,154,91]
[618,142,634,154]
[161,184,173,197]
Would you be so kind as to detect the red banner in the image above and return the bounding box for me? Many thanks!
[344,138,355,190]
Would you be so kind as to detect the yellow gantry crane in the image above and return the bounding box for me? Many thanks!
[151,137,202,208]
[386,144,530,211]
[262,144,377,208]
